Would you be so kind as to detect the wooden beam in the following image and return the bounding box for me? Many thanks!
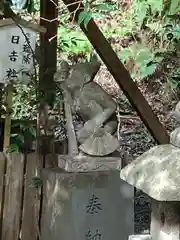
[62,0,169,144]
[38,0,59,161]
[3,84,13,152]
[39,0,58,106]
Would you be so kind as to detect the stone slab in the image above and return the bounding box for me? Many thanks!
[58,155,121,172]
[40,168,134,240]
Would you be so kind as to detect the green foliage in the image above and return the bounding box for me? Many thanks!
[30,177,42,188]
[57,26,92,60]
[78,11,93,28]
[13,83,37,120]
[168,0,180,15]
[7,120,36,153]
[9,0,180,122]
[121,44,163,80]
[77,1,115,28]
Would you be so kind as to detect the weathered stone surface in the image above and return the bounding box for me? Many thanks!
[150,200,180,240]
[170,127,180,148]
[58,155,121,172]
[120,144,180,201]
[40,168,134,240]
[128,234,151,240]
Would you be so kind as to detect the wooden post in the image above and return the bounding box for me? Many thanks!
[1,153,25,240]
[39,0,58,159]
[39,0,58,104]
[0,15,3,135]
[3,84,13,152]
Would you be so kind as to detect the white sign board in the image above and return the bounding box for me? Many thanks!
[0,25,36,84]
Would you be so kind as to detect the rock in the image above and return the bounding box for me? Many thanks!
[170,127,180,148]
[120,144,180,201]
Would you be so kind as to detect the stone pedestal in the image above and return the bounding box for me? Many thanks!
[120,144,180,240]
[40,156,134,240]
[151,199,180,240]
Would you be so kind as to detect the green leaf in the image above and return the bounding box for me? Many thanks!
[92,13,104,20]
[133,1,148,27]
[30,177,42,188]
[16,134,24,143]
[137,63,157,80]
[6,144,20,153]
[71,40,78,46]
[120,47,133,63]
[78,11,87,25]
[83,11,93,28]
[10,133,19,138]
[136,49,153,64]
[146,22,163,34]
[29,127,36,138]
[94,3,114,11]
[84,0,89,9]
[147,0,164,13]
[168,0,180,15]
[77,11,93,28]
[71,37,85,41]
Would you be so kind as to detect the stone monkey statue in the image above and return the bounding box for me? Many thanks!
[54,56,119,156]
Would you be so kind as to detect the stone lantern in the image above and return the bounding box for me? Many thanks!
[120,144,180,240]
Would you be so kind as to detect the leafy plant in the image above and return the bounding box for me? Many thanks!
[57,26,92,61]
[30,177,42,188]
[7,120,36,152]
[77,1,116,28]
[12,83,37,120]
[121,44,163,80]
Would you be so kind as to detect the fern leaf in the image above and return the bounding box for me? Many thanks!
[146,22,163,34]
[120,47,133,63]
[133,0,148,28]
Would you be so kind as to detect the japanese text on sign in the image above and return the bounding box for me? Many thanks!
[0,25,36,84]
[86,229,102,240]
[85,193,103,239]
[86,194,103,215]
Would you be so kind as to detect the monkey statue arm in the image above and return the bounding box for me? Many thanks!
[54,61,79,155]
[76,108,115,144]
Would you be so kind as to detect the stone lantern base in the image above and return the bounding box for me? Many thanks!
[151,199,180,240]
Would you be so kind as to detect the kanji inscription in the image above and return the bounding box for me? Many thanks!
[86,194,103,215]
[85,193,103,239]
[86,229,102,240]
[0,25,36,84]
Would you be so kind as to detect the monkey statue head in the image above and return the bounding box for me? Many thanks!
[54,60,70,84]
[54,55,101,92]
